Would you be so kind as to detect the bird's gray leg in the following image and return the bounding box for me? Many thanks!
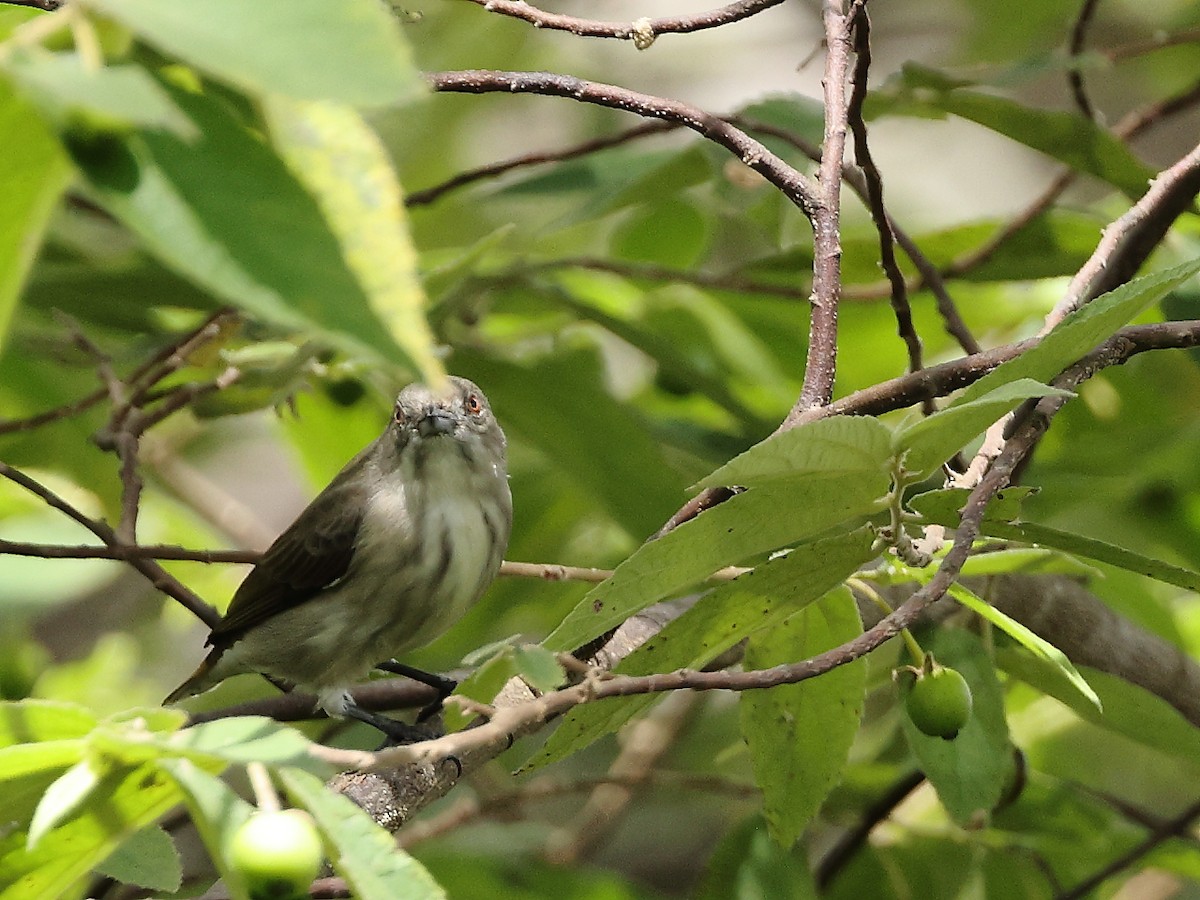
[375,659,457,723]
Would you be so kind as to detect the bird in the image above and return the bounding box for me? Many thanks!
[165,376,512,743]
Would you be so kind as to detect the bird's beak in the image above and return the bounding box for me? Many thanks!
[418,407,457,437]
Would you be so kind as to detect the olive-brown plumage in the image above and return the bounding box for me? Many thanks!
[165,377,511,733]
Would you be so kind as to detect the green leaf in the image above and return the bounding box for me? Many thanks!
[27,759,104,849]
[0,762,183,900]
[4,50,195,136]
[694,415,892,490]
[93,825,182,893]
[0,700,97,747]
[947,583,1100,712]
[280,767,446,900]
[0,741,87,827]
[156,757,254,899]
[165,716,327,775]
[527,529,876,771]
[899,630,1015,824]
[74,83,416,369]
[867,63,1156,197]
[611,198,709,268]
[543,471,889,653]
[911,488,1200,594]
[956,547,1100,579]
[895,379,1073,479]
[1000,658,1200,765]
[512,645,566,695]
[984,521,1200,595]
[264,97,444,385]
[0,82,71,355]
[0,740,85,783]
[740,589,866,846]
[955,258,1200,408]
[696,815,818,900]
[85,0,422,107]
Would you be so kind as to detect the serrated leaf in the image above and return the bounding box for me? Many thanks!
[947,583,1100,712]
[280,767,445,900]
[526,529,876,771]
[85,0,422,107]
[93,824,182,893]
[27,759,104,849]
[693,415,892,490]
[740,589,866,846]
[955,258,1200,408]
[156,757,254,899]
[0,762,183,900]
[264,97,443,385]
[0,700,97,747]
[895,379,1073,479]
[899,630,1014,824]
[543,472,889,654]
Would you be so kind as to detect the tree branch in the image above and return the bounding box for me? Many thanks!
[426,70,821,218]
[459,0,788,47]
[0,461,222,628]
[845,2,925,390]
[1066,0,1101,120]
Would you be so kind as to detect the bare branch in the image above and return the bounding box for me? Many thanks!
[845,2,925,391]
[1047,139,1200,329]
[795,0,856,411]
[1066,0,1102,120]
[0,0,62,9]
[459,0,788,46]
[0,461,222,627]
[1058,798,1200,899]
[406,122,673,206]
[426,70,821,217]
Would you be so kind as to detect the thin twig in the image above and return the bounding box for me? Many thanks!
[1048,139,1200,328]
[845,2,925,394]
[427,70,821,217]
[398,768,754,849]
[406,122,674,206]
[0,461,222,627]
[460,0,787,46]
[1057,797,1200,900]
[794,0,855,411]
[1067,0,1101,120]
[543,692,699,864]
[815,769,926,888]
[0,0,62,9]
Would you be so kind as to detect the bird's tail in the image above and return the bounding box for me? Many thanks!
[163,653,221,706]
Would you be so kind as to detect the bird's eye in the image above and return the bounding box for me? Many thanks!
[393,403,408,426]
[465,392,484,416]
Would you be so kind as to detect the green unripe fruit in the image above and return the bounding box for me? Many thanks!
[228,809,323,900]
[905,663,973,740]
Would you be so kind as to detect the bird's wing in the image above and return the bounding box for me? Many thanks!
[208,464,369,646]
